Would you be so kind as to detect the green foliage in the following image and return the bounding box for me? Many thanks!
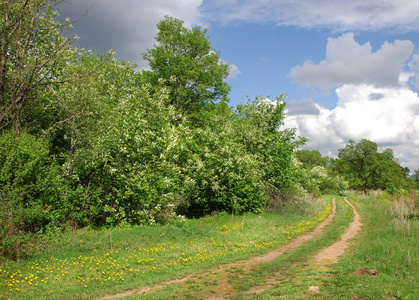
[143,16,231,114]
[178,107,266,217]
[295,149,327,169]
[334,139,407,192]
[234,96,305,189]
[0,131,63,260]
[177,96,305,217]
[0,0,305,237]
[0,0,76,133]
[296,157,349,196]
[81,83,187,225]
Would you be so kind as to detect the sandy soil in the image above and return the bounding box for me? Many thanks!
[313,198,362,266]
[98,197,363,300]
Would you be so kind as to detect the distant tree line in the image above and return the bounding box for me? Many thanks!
[295,139,415,197]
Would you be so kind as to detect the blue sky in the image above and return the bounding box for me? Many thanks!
[57,0,419,171]
[209,23,338,108]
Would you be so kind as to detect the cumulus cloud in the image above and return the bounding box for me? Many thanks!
[56,0,203,67]
[284,103,342,156]
[284,84,419,170]
[288,33,414,89]
[331,85,419,144]
[285,31,419,170]
[202,0,419,31]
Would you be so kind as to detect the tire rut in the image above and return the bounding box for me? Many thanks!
[243,198,363,298]
[98,198,337,300]
[313,198,362,266]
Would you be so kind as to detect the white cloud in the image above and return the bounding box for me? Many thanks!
[284,103,343,155]
[202,0,419,31]
[228,63,241,79]
[331,85,419,144]
[285,31,419,171]
[288,33,414,89]
[284,85,419,170]
[57,0,203,67]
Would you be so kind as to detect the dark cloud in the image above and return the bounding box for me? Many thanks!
[369,93,385,101]
[55,0,202,67]
[286,99,321,116]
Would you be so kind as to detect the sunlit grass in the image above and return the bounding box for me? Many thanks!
[222,192,418,300]
[0,198,331,299]
[320,192,419,299]
[222,196,353,298]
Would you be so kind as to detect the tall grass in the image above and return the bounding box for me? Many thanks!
[390,190,418,235]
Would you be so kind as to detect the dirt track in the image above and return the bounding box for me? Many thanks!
[99,198,363,299]
[314,198,362,266]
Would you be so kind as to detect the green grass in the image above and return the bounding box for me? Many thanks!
[0,197,331,299]
[319,193,419,300]
[223,192,418,300]
[7,192,414,300]
[223,196,354,299]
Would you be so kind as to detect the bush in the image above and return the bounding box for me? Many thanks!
[0,131,63,260]
[177,126,267,218]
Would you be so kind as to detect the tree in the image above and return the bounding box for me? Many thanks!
[373,148,407,192]
[295,149,327,169]
[231,96,306,211]
[335,139,377,191]
[412,170,419,182]
[234,96,306,188]
[143,16,231,114]
[0,130,65,260]
[177,104,266,218]
[0,0,76,134]
[295,151,348,196]
[335,139,407,192]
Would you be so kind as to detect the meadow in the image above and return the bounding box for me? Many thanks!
[210,192,418,300]
[0,197,331,299]
[1,192,417,300]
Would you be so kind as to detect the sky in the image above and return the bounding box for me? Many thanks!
[56,0,419,172]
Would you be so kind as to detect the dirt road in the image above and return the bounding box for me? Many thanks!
[99,198,363,299]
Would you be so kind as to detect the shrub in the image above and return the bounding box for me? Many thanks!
[0,131,63,260]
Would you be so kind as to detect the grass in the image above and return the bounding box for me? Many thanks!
[0,197,331,299]
[223,196,354,299]
[319,192,419,299]
[5,192,415,300]
[223,192,418,300]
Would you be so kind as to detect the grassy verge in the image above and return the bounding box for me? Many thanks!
[319,192,419,300]
[219,192,418,300]
[223,196,353,299]
[0,197,331,299]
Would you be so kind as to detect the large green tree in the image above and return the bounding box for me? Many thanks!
[234,96,305,188]
[143,16,231,115]
[334,139,407,192]
[0,0,75,134]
